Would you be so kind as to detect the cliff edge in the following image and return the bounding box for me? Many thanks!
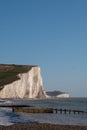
[0,64,46,98]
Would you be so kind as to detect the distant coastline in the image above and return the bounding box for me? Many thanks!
[45,90,69,98]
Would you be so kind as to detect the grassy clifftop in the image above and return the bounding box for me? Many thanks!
[0,64,36,89]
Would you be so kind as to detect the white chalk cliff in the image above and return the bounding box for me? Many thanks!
[56,93,69,98]
[0,66,46,98]
[0,64,70,99]
[46,91,69,98]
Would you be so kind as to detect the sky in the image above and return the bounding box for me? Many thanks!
[0,0,87,97]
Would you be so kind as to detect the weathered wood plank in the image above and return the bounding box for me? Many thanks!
[0,105,29,107]
[12,107,54,113]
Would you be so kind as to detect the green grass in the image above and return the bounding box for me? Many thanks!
[0,64,36,89]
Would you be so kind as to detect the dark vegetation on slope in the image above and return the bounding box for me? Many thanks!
[0,64,37,89]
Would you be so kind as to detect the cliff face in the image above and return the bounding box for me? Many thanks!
[0,66,46,98]
[46,91,69,98]
[56,93,69,98]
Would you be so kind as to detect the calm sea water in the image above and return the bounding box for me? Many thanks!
[0,98,87,126]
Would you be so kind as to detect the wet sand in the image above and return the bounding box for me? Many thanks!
[0,123,87,130]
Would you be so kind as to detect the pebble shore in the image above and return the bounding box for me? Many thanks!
[0,123,87,130]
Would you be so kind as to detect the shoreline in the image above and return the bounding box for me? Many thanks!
[0,123,87,130]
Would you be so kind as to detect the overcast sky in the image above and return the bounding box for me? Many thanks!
[0,0,87,97]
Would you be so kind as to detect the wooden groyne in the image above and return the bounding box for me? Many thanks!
[12,107,87,114]
[12,107,54,113]
[0,105,86,114]
[54,109,87,114]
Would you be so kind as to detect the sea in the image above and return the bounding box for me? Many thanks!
[0,98,87,126]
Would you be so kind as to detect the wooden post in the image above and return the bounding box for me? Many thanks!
[60,109,62,114]
[55,109,57,113]
[64,109,66,114]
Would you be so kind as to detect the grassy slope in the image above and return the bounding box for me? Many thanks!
[0,64,36,89]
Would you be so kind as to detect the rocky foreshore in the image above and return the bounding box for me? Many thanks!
[0,123,87,130]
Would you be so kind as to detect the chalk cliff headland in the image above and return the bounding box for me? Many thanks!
[0,64,69,99]
[0,64,46,98]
